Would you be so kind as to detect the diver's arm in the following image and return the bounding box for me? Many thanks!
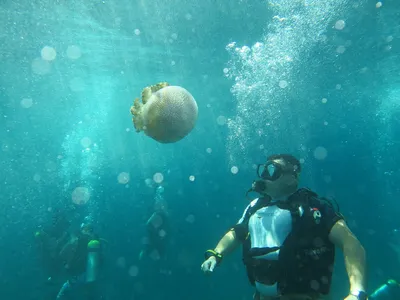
[329,219,367,295]
[213,229,241,256]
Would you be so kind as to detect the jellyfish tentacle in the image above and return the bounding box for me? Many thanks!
[130,98,144,132]
[141,86,153,104]
[151,82,169,94]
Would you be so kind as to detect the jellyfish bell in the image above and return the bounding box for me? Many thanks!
[130,82,198,143]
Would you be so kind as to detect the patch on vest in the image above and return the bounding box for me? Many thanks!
[310,207,322,224]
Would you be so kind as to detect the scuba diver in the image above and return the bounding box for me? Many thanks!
[35,208,72,283]
[200,154,367,300]
[369,279,400,300]
[139,185,170,261]
[55,215,103,300]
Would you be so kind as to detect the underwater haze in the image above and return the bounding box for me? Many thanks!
[1,0,400,299]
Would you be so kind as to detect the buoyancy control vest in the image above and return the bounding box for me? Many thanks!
[233,188,343,296]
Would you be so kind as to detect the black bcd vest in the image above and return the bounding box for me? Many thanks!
[237,188,340,295]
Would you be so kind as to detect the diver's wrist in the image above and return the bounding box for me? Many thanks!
[350,289,367,300]
[204,249,223,265]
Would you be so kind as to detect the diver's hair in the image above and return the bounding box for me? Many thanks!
[267,154,301,173]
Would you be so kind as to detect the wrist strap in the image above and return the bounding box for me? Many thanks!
[351,291,367,300]
[204,249,223,265]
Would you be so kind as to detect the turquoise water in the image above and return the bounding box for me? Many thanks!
[1,0,400,299]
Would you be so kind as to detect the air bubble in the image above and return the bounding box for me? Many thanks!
[66,45,81,60]
[116,257,126,268]
[118,172,130,184]
[134,29,141,35]
[334,20,345,30]
[41,46,57,61]
[189,175,195,181]
[153,173,164,183]
[72,187,90,205]
[31,58,51,75]
[231,166,239,174]
[216,116,227,125]
[336,46,346,54]
[321,98,328,104]
[206,148,212,154]
[314,146,328,160]
[129,265,139,277]
[80,137,92,148]
[186,214,195,223]
[279,80,288,88]
[21,98,33,108]
[310,280,320,291]
[376,2,382,8]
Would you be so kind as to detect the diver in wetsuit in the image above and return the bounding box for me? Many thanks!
[200,154,367,300]
[139,186,170,261]
[35,209,71,283]
[56,215,102,300]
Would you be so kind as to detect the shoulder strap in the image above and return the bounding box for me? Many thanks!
[241,197,271,227]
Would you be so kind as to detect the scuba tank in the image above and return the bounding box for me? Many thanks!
[369,279,400,300]
[85,239,101,282]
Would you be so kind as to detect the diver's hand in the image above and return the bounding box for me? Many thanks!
[201,256,217,274]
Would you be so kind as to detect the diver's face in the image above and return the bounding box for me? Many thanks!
[260,159,299,199]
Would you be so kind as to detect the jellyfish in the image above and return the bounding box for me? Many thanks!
[130,82,198,143]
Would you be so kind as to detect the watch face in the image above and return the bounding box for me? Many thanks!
[357,291,368,300]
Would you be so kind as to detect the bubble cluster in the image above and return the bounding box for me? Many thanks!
[224,0,350,168]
